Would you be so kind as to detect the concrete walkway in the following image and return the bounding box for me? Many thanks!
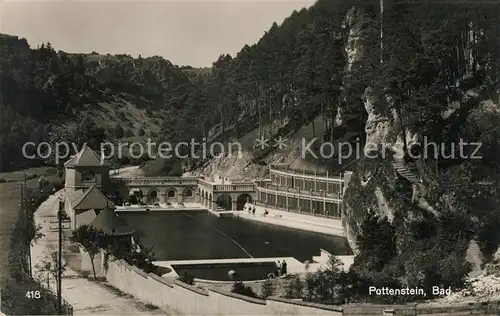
[109,165,144,178]
[236,205,345,237]
[31,192,168,315]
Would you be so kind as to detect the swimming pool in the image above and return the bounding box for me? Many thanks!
[120,210,350,262]
[173,262,278,282]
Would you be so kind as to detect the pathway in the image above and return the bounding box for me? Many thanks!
[392,159,420,183]
[31,192,170,315]
[109,165,144,178]
[235,205,345,237]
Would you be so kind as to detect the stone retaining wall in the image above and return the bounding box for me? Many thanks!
[343,301,500,315]
[103,258,500,315]
[103,258,342,315]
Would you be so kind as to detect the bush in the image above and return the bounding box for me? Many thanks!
[0,178,5,183]
[260,279,274,298]
[285,276,304,298]
[137,128,145,136]
[231,281,257,298]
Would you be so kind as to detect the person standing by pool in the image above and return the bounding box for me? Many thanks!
[276,260,282,277]
[282,260,287,276]
[252,207,256,216]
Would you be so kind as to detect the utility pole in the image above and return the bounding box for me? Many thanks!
[57,199,63,315]
[24,173,32,277]
[20,182,27,276]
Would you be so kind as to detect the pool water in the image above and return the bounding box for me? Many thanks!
[120,210,350,262]
[173,262,278,282]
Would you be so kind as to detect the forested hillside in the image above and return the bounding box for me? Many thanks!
[0,33,196,171]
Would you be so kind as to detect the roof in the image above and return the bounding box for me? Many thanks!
[66,189,85,204]
[71,185,115,210]
[89,205,135,236]
[64,144,109,167]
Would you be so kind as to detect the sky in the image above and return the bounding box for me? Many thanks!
[0,0,315,67]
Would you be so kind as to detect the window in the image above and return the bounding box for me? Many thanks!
[81,170,95,181]
[185,189,193,197]
[167,190,176,197]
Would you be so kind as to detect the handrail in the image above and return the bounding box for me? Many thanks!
[111,176,198,180]
[269,165,344,181]
[213,183,255,192]
[114,177,199,186]
[257,185,343,202]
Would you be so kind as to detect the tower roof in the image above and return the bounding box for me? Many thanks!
[89,205,135,236]
[64,144,109,167]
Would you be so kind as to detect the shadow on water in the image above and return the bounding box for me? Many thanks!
[181,212,253,258]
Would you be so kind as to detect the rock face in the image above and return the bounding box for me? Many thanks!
[340,8,410,253]
[344,6,371,72]
[342,86,404,254]
[340,6,445,255]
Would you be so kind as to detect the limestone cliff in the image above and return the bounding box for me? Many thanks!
[340,4,500,282]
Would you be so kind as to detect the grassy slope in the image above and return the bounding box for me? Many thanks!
[0,167,60,314]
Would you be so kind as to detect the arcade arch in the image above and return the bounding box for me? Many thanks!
[216,194,232,210]
[236,193,253,211]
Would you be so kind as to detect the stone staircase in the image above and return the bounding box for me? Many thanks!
[392,160,421,184]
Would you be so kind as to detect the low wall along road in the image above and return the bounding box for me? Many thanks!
[102,257,500,315]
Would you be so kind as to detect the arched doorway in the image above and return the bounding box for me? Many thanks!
[184,188,193,197]
[165,188,176,203]
[183,188,194,202]
[216,194,231,210]
[147,188,159,203]
[236,194,253,211]
[204,191,208,207]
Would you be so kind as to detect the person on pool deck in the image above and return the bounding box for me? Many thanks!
[252,207,256,216]
[264,209,269,216]
[276,260,282,277]
[282,260,287,276]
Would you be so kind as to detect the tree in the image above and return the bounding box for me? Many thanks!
[70,225,107,280]
[113,124,124,138]
[318,255,345,304]
[124,129,134,137]
[34,247,67,290]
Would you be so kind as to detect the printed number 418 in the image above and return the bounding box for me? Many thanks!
[26,291,41,299]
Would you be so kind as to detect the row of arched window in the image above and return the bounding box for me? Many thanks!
[148,189,193,198]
